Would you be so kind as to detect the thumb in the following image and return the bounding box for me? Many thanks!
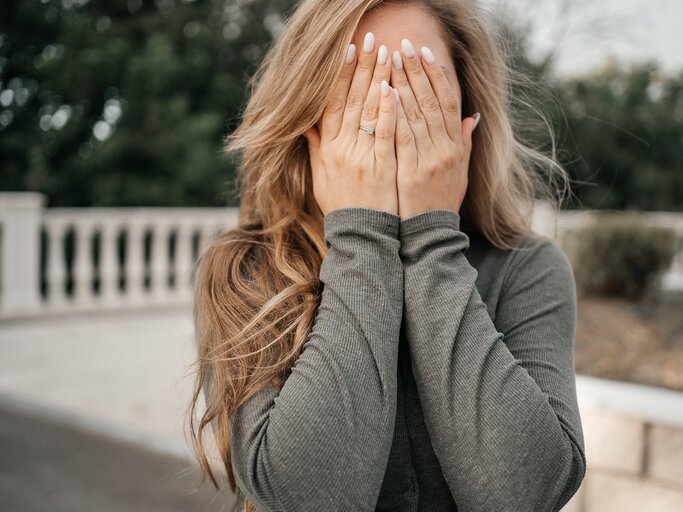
[303,124,321,167]
[461,112,481,152]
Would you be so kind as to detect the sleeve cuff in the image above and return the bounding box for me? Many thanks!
[399,208,461,237]
[324,207,400,240]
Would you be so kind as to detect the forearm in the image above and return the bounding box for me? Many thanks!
[400,209,585,512]
[230,207,404,511]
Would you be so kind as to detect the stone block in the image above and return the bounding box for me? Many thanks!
[647,424,683,488]
[581,406,644,474]
[583,470,683,512]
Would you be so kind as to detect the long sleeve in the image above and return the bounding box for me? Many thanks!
[399,208,586,512]
[229,207,404,511]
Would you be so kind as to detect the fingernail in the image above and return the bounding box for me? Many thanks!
[401,38,415,58]
[363,32,375,53]
[473,112,481,129]
[345,43,356,64]
[377,44,388,64]
[392,50,403,70]
[421,46,435,65]
[381,80,390,97]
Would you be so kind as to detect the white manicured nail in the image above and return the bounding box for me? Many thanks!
[363,32,375,53]
[378,44,388,64]
[392,50,403,70]
[421,46,435,64]
[381,80,390,97]
[401,38,415,58]
[473,112,481,129]
[345,43,356,64]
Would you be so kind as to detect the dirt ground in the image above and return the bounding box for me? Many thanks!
[574,288,683,392]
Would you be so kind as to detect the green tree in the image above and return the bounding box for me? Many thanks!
[0,0,291,206]
[552,61,683,211]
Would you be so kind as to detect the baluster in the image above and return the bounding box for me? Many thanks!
[150,222,171,302]
[174,222,194,299]
[126,221,146,304]
[44,221,69,310]
[73,221,95,307]
[99,221,121,305]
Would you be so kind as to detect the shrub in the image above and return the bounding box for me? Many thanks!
[564,212,678,300]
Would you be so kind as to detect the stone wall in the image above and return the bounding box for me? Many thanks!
[564,376,683,511]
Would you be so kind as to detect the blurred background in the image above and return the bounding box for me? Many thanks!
[1,0,682,510]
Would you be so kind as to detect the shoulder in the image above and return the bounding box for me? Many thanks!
[499,234,577,302]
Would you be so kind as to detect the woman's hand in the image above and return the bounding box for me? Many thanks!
[390,38,480,221]
[304,32,400,217]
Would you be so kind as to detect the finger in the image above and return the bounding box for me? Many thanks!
[419,46,461,143]
[358,43,392,147]
[391,50,430,157]
[321,43,357,143]
[374,80,397,166]
[394,87,418,175]
[340,31,377,139]
[304,124,321,169]
[399,38,448,142]
[461,113,480,155]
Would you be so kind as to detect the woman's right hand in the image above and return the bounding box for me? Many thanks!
[304,32,400,216]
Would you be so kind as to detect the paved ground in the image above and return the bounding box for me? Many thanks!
[0,305,235,510]
[0,305,198,454]
[0,397,235,512]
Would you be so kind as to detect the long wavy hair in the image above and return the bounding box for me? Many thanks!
[186,0,572,510]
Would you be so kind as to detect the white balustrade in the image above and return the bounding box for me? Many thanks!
[0,192,681,319]
[0,193,240,318]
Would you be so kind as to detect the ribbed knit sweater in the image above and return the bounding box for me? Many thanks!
[205,206,586,511]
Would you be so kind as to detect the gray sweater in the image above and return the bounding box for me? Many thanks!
[209,206,586,511]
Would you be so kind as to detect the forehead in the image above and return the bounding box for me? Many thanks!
[352,3,448,54]
[351,3,454,81]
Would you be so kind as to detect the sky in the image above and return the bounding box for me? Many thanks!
[483,0,683,77]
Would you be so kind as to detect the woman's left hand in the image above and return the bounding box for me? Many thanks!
[390,38,480,221]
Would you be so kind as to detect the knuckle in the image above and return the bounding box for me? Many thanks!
[331,151,346,169]
[443,95,459,114]
[406,104,424,122]
[422,92,440,111]
[394,76,410,89]
[340,67,354,80]
[325,96,345,114]
[441,151,456,168]
[357,58,373,72]
[424,163,439,177]
[346,92,365,109]
[375,127,393,140]
[432,65,446,80]
[362,101,379,120]
[397,131,414,147]
[406,65,422,77]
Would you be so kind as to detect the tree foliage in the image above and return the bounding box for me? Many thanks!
[1,0,681,210]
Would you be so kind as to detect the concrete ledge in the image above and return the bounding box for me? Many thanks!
[576,375,683,429]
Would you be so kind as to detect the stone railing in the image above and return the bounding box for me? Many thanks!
[564,375,683,511]
[1,193,683,319]
[0,192,237,318]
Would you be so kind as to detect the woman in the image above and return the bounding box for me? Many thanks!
[187,0,586,511]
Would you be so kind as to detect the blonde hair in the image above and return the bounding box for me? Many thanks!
[186,1,571,510]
